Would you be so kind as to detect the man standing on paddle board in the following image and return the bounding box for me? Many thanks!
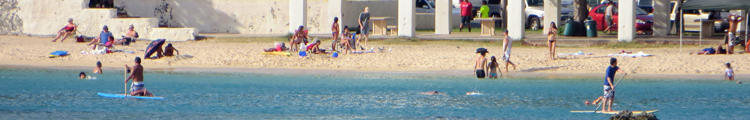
[125,57,153,96]
[603,58,626,112]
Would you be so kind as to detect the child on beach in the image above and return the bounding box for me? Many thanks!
[603,58,627,112]
[93,61,102,74]
[474,48,488,78]
[331,17,340,51]
[164,43,180,57]
[487,56,500,78]
[502,30,517,73]
[725,63,734,81]
[306,40,327,54]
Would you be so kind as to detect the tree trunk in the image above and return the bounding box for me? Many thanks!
[572,0,589,36]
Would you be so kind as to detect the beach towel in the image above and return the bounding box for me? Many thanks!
[559,51,594,56]
[607,51,654,58]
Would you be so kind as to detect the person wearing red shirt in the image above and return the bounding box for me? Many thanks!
[459,0,473,32]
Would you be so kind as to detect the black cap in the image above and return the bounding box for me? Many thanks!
[135,57,141,63]
[476,48,489,53]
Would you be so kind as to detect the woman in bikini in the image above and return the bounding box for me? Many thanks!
[290,26,310,51]
[548,22,558,60]
[340,26,353,54]
[331,17,340,51]
[52,18,76,42]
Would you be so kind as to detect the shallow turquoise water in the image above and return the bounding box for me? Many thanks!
[0,68,748,119]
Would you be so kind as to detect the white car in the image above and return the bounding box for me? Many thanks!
[524,0,574,30]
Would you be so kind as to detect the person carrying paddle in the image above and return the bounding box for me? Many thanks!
[125,57,153,96]
[603,58,626,112]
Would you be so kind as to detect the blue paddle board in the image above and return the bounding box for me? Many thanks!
[97,92,164,100]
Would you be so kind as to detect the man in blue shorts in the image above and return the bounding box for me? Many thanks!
[603,58,626,112]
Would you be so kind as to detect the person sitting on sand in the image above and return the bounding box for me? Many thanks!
[93,61,103,74]
[116,25,138,46]
[502,30,517,73]
[585,96,604,105]
[487,56,500,78]
[264,42,289,52]
[725,63,734,81]
[716,44,728,54]
[421,91,445,95]
[475,48,489,78]
[306,40,327,54]
[87,25,115,50]
[164,43,180,57]
[51,18,76,42]
[290,25,311,52]
[125,57,153,96]
[340,26,353,54]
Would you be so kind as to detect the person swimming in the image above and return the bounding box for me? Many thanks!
[79,72,96,80]
[421,91,445,95]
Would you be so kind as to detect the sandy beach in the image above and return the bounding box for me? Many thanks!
[0,35,746,79]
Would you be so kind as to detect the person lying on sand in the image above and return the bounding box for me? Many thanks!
[693,47,717,55]
[93,61,103,74]
[585,96,604,105]
[164,43,180,57]
[421,91,445,95]
[264,42,289,52]
[306,40,327,54]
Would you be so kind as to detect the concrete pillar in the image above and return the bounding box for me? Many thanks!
[652,0,670,36]
[738,10,747,33]
[507,0,524,40]
[328,0,343,34]
[618,0,636,42]
[289,0,307,34]
[543,0,561,35]
[435,0,452,35]
[398,0,415,37]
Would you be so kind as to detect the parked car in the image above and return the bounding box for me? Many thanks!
[669,1,730,32]
[589,3,654,34]
[524,0,574,30]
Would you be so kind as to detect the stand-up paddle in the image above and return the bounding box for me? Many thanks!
[570,74,658,114]
[124,69,127,98]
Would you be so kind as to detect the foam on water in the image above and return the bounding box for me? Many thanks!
[0,68,748,119]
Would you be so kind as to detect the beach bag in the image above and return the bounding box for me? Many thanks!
[76,35,85,42]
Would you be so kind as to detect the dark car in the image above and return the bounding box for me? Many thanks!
[589,3,654,34]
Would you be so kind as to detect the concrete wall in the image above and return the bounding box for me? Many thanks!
[13,0,88,36]
[0,0,24,35]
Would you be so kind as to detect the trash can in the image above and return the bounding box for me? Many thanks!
[563,20,578,36]
[585,20,598,37]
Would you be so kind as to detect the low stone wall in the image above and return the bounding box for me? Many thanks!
[149,28,197,42]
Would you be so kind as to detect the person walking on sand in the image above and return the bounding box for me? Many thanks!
[331,17,340,51]
[474,48,489,78]
[548,22,558,60]
[502,30,517,73]
[459,0,473,32]
[603,1,615,34]
[603,58,627,112]
[51,18,76,42]
[125,57,153,96]
[357,7,371,48]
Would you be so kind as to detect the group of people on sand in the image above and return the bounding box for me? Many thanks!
[276,7,373,55]
[474,30,517,79]
[51,18,141,51]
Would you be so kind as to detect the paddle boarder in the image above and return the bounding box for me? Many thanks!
[603,58,626,112]
[125,57,153,96]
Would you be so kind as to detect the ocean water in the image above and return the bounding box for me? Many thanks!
[0,67,748,119]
